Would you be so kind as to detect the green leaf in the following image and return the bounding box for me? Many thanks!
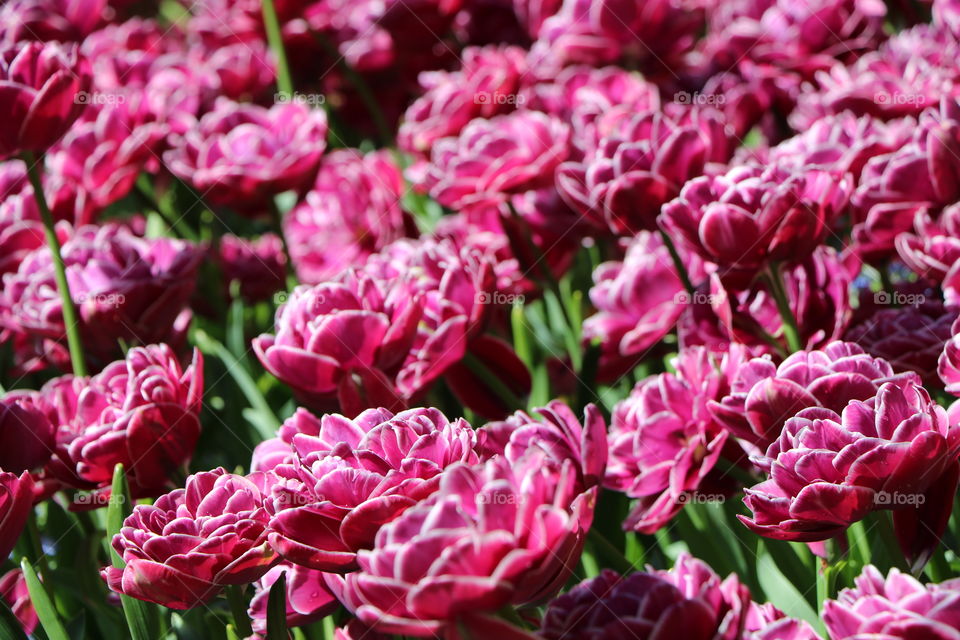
[193,328,280,439]
[20,559,69,640]
[107,464,160,640]
[265,572,288,640]
[755,543,819,628]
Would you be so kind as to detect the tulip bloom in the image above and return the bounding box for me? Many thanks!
[326,450,595,637]
[423,110,570,212]
[710,341,915,450]
[558,104,733,235]
[823,565,960,639]
[0,224,203,373]
[539,555,821,640]
[164,98,327,211]
[607,346,751,533]
[660,164,851,288]
[266,407,482,571]
[0,392,54,473]
[44,345,204,503]
[0,41,90,158]
[0,471,34,560]
[0,569,37,635]
[283,150,413,285]
[741,382,960,566]
[248,562,338,634]
[103,469,277,609]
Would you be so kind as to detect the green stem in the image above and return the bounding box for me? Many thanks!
[260,0,293,97]
[22,151,87,376]
[226,585,253,638]
[587,527,635,575]
[658,228,696,296]
[765,263,802,353]
[460,352,526,413]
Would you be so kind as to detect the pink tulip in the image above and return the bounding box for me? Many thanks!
[897,205,960,305]
[266,407,482,572]
[607,346,752,533]
[0,391,55,473]
[164,98,327,211]
[0,569,37,635]
[791,24,960,129]
[0,0,107,44]
[584,230,706,373]
[479,400,607,490]
[399,45,529,154]
[326,450,595,637]
[741,381,960,563]
[845,301,957,386]
[710,341,916,450]
[0,41,90,158]
[0,471,34,560]
[283,149,414,285]
[217,233,287,304]
[823,565,960,639]
[103,469,277,609]
[0,224,203,373]
[560,104,734,235]
[423,110,570,212]
[254,237,502,415]
[43,345,204,503]
[661,164,851,288]
[538,555,819,640]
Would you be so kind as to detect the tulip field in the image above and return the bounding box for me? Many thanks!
[6,0,960,638]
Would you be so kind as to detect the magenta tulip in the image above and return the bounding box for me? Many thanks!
[823,565,960,639]
[710,341,915,450]
[43,345,204,503]
[326,450,595,637]
[0,471,34,560]
[248,562,338,634]
[266,407,482,571]
[0,391,55,473]
[103,469,277,609]
[741,382,960,555]
[0,41,90,158]
[607,346,752,533]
